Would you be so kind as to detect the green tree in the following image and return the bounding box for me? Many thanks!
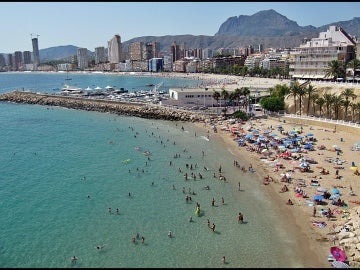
[310,93,319,116]
[305,84,317,116]
[212,90,221,108]
[331,95,344,120]
[323,93,335,119]
[288,80,302,114]
[315,97,326,118]
[324,60,344,81]
[259,96,285,112]
[340,88,357,121]
[347,58,360,82]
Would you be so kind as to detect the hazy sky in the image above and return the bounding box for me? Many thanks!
[1,2,359,53]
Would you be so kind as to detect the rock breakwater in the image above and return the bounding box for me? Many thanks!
[0,91,211,122]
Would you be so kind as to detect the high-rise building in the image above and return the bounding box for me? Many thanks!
[14,51,23,70]
[32,37,40,71]
[23,51,31,64]
[77,48,88,70]
[94,46,106,64]
[171,41,182,62]
[108,34,122,64]
[129,42,143,61]
[0,54,6,67]
[7,54,13,68]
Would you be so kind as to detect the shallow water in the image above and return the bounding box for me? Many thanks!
[0,73,307,267]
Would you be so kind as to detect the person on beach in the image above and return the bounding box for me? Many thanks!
[238,181,241,191]
[238,212,244,223]
[313,206,316,217]
[286,199,293,205]
[211,223,216,232]
[189,216,193,222]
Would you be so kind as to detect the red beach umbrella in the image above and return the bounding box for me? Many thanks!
[330,246,347,262]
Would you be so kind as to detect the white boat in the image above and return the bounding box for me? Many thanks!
[61,84,83,94]
[105,85,114,91]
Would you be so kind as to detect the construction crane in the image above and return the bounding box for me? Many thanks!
[31,33,40,39]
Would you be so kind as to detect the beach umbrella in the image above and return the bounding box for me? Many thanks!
[332,144,340,150]
[261,148,268,153]
[330,246,347,262]
[306,132,314,137]
[329,194,341,200]
[244,134,253,139]
[331,188,341,195]
[350,166,358,171]
[331,261,350,268]
[313,194,324,201]
[299,161,309,167]
[304,144,313,150]
[291,148,300,153]
[316,187,327,193]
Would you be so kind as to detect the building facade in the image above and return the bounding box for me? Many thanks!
[23,51,31,64]
[31,37,40,71]
[94,46,106,64]
[108,34,123,64]
[77,48,89,70]
[289,25,356,80]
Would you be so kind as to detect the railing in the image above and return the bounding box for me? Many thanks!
[283,113,360,129]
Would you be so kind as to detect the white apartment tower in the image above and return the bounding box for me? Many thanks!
[95,46,106,64]
[290,25,356,80]
[108,34,123,64]
[77,48,88,70]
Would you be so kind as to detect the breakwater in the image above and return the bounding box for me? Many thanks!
[0,91,211,122]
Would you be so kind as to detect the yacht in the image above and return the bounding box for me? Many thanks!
[61,84,83,94]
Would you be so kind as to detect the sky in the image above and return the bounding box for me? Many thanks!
[1,2,360,53]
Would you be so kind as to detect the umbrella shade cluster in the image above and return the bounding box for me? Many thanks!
[314,194,324,201]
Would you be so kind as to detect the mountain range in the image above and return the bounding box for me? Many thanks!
[2,9,360,62]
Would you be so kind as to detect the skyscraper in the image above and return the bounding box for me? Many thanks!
[23,51,31,64]
[94,46,106,64]
[77,48,88,70]
[14,51,23,70]
[107,34,122,64]
[32,37,40,71]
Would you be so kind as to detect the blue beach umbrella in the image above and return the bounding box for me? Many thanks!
[314,194,324,201]
[244,133,253,139]
[304,144,313,150]
[306,132,314,137]
[329,194,341,200]
[331,188,341,195]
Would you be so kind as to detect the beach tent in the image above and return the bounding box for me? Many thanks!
[330,246,347,262]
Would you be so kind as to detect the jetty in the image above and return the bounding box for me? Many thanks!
[0,91,211,122]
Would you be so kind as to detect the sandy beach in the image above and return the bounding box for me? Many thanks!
[190,114,360,268]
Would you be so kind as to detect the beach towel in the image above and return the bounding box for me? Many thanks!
[312,221,327,228]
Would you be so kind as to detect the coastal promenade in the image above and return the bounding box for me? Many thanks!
[0,90,213,122]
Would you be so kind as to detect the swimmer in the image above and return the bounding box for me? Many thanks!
[141,236,145,244]
[71,256,78,262]
[189,216,193,222]
[168,230,172,238]
[222,256,226,264]
[96,244,106,250]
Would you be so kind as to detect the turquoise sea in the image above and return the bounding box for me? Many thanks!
[0,72,308,268]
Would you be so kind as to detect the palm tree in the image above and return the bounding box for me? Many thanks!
[324,60,344,81]
[229,91,238,112]
[310,93,319,116]
[212,90,221,108]
[297,85,307,116]
[340,88,357,121]
[315,97,325,118]
[241,87,250,111]
[347,59,360,82]
[221,88,229,115]
[234,88,242,111]
[352,102,360,123]
[305,84,317,116]
[323,93,335,119]
[331,95,344,120]
[288,81,301,114]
